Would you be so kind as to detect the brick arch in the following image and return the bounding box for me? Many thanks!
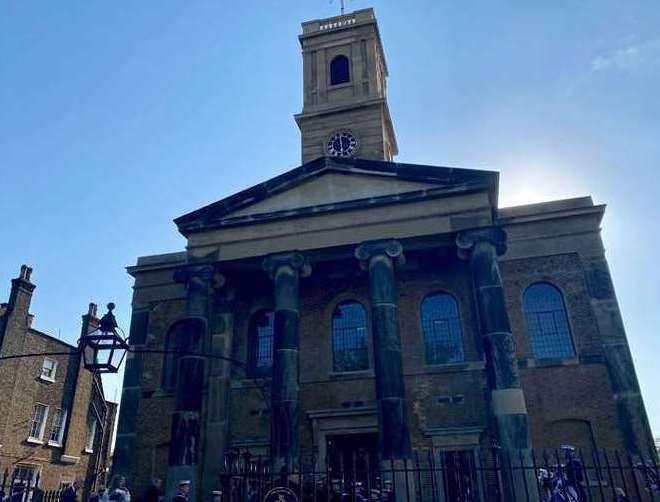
[547,418,596,451]
[160,317,206,392]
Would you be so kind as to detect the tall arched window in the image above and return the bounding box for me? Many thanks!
[523,282,575,359]
[161,319,203,391]
[330,55,350,85]
[332,301,368,372]
[421,293,465,365]
[248,310,274,377]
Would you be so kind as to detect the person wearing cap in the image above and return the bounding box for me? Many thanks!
[172,481,190,502]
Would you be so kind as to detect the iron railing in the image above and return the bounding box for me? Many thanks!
[0,469,62,502]
[220,448,660,502]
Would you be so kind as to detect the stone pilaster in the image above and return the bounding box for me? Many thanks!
[263,252,310,473]
[201,274,236,496]
[457,228,537,501]
[165,265,215,502]
[355,240,411,460]
[112,307,149,485]
[584,256,654,456]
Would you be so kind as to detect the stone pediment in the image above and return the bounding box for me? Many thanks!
[175,156,499,236]
[230,173,437,217]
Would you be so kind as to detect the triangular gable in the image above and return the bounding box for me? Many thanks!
[230,172,437,218]
[175,156,499,236]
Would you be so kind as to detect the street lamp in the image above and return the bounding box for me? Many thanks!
[1,301,268,407]
[81,303,129,374]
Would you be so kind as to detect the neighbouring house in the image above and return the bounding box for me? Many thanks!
[0,265,117,496]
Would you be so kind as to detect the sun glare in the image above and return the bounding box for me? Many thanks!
[498,158,585,208]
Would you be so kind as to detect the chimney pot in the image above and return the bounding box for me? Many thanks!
[19,265,33,282]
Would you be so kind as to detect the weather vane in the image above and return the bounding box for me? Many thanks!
[331,0,346,15]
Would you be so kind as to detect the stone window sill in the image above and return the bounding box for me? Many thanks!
[39,375,55,383]
[60,455,80,464]
[231,379,270,389]
[328,369,373,379]
[529,357,580,368]
[425,361,468,370]
[328,81,353,90]
[150,389,175,399]
[47,441,63,448]
[423,361,485,374]
[26,437,44,445]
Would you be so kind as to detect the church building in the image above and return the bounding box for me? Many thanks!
[112,8,653,500]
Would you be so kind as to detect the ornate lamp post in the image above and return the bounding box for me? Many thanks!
[80,303,129,374]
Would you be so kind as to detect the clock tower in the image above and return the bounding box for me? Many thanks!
[295,9,398,163]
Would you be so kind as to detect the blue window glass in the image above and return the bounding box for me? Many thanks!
[332,301,369,372]
[249,310,274,376]
[523,283,575,359]
[421,293,465,365]
[330,55,350,85]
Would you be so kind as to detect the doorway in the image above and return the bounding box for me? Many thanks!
[326,433,379,493]
[439,450,481,502]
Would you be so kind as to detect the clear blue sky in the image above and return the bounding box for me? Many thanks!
[1,1,659,436]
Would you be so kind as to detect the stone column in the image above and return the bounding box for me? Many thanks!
[457,228,537,500]
[263,252,310,473]
[165,265,215,502]
[355,240,411,460]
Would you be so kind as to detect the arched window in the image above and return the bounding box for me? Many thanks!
[161,319,203,391]
[332,301,368,372]
[523,282,575,359]
[421,293,465,365]
[330,55,350,85]
[248,310,274,377]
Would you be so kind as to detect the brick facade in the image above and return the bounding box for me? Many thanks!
[0,266,117,496]
[116,216,651,496]
[112,9,653,501]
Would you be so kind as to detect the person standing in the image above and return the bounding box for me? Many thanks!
[172,481,190,502]
[89,486,109,502]
[139,479,163,502]
[61,479,81,502]
[109,476,131,502]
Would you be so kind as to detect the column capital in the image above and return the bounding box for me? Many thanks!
[263,252,311,279]
[456,227,507,259]
[354,239,405,269]
[173,264,225,290]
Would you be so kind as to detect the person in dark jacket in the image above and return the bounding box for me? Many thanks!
[172,481,190,502]
[61,479,81,502]
[140,479,163,502]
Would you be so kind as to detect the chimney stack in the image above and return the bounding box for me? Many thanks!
[7,264,36,320]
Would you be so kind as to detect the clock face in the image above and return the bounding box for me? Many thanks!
[326,131,358,157]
